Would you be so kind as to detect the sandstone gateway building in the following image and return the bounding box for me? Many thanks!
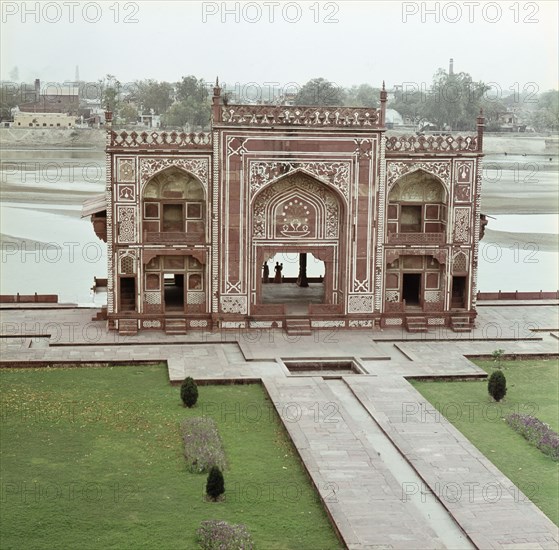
[84,82,486,335]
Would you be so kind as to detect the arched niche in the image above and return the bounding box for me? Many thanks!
[252,172,342,241]
[387,170,447,234]
[142,167,205,242]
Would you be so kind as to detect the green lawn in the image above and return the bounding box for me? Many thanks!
[0,365,342,550]
[411,358,559,525]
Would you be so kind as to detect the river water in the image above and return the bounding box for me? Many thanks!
[1,149,557,304]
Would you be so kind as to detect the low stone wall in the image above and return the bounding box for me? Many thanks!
[0,294,58,303]
[0,127,105,148]
[477,291,559,301]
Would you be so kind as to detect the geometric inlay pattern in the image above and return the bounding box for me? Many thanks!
[117,158,136,182]
[249,160,351,200]
[220,295,247,314]
[139,157,209,191]
[453,208,470,243]
[253,173,340,240]
[386,161,451,190]
[117,206,136,243]
[347,294,374,313]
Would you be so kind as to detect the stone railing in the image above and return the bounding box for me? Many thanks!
[386,232,446,245]
[251,304,285,316]
[143,231,205,244]
[109,130,212,148]
[221,105,381,127]
[385,134,479,153]
[308,303,343,315]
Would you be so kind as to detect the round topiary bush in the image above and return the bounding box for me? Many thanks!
[488,370,507,402]
[206,465,225,501]
[180,377,198,408]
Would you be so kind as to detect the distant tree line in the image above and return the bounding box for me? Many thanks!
[1,70,557,132]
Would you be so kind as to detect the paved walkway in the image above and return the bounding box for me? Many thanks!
[1,304,558,549]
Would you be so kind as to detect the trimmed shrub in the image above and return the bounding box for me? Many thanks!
[181,417,227,473]
[206,465,225,501]
[488,370,507,401]
[181,376,198,408]
[506,413,559,461]
[197,520,253,549]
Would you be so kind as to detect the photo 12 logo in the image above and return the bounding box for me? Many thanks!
[201,1,340,23]
[401,2,540,24]
[1,2,140,24]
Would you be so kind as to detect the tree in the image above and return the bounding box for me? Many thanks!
[491,349,505,369]
[530,90,559,131]
[389,86,427,127]
[134,79,174,115]
[295,77,346,106]
[118,103,138,124]
[422,69,489,131]
[345,84,380,108]
[480,91,509,132]
[0,84,20,119]
[101,74,121,113]
[180,376,198,408]
[488,370,507,402]
[163,75,210,129]
[206,466,225,501]
[162,103,191,128]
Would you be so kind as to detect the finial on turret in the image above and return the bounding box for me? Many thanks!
[216,76,219,87]
[382,80,386,91]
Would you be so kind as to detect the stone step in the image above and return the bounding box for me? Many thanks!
[118,319,138,336]
[285,318,311,335]
[165,318,187,335]
[405,316,428,333]
[450,316,472,333]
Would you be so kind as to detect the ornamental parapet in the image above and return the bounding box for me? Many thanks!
[385,134,479,153]
[108,130,212,149]
[220,105,382,128]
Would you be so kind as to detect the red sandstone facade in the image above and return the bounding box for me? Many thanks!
[88,83,485,334]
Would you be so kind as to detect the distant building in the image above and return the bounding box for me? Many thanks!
[138,111,161,128]
[18,79,79,115]
[13,111,75,128]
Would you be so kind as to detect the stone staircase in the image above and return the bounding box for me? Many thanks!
[165,318,187,335]
[405,316,428,333]
[285,318,312,336]
[450,316,472,333]
[118,318,138,336]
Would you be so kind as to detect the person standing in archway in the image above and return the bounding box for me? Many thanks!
[274,262,283,283]
[262,262,269,283]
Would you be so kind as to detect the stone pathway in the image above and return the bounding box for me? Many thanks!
[1,304,558,549]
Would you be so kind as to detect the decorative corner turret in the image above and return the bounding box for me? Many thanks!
[212,76,222,124]
[380,81,388,127]
[476,108,485,152]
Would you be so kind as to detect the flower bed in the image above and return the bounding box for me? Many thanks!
[197,520,253,550]
[182,417,227,473]
[506,413,559,461]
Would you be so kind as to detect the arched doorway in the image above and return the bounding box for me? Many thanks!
[250,172,345,315]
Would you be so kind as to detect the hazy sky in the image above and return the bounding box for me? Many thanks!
[2,0,558,94]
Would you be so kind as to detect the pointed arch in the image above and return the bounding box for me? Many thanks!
[142,166,206,243]
[251,167,348,209]
[142,166,205,200]
[388,169,447,202]
[252,172,343,241]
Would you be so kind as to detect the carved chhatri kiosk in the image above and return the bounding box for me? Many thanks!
[87,83,485,334]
